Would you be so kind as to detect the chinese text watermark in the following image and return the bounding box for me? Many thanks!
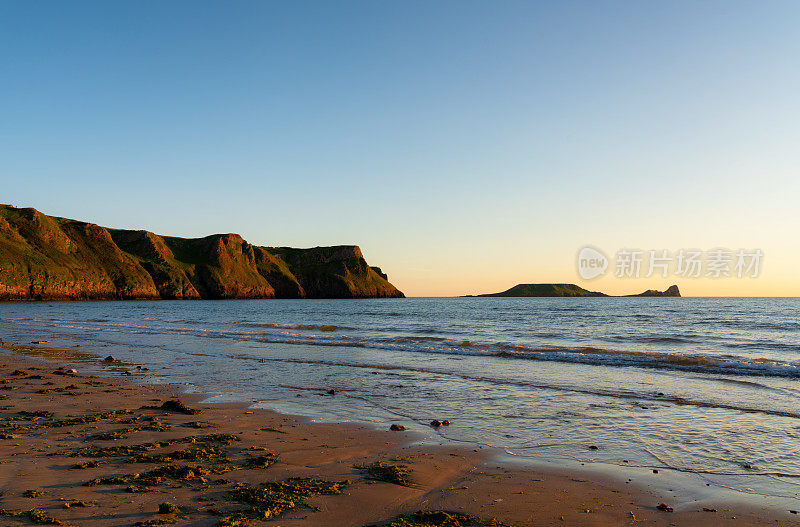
[577,247,762,279]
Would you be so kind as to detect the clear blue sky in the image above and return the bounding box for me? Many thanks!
[2,1,799,296]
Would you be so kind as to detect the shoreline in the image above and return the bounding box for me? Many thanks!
[1,343,797,526]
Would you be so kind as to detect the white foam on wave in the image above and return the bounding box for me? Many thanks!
[8,315,800,379]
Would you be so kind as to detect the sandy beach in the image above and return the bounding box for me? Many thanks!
[0,345,796,527]
[4,0,800,524]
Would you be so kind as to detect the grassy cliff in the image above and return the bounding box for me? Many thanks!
[476,283,680,297]
[479,283,607,297]
[0,205,404,300]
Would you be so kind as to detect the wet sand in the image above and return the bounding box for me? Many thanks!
[1,348,797,527]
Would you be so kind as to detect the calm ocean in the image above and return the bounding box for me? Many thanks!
[1,297,799,507]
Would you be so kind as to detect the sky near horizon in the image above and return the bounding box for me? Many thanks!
[2,1,799,297]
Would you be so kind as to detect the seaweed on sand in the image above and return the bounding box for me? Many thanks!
[126,485,150,493]
[130,446,231,464]
[0,508,63,525]
[85,464,211,487]
[374,511,510,527]
[218,478,349,525]
[68,433,239,458]
[70,460,101,469]
[50,409,133,427]
[142,400,200,415]
[183,420,217,429]
[89,419,171,440]
[158,502,181,514]
[17,410,53,419]
[22,489,47,498]
[239,453,278,470]
[355,461,412,486]
[135,518,177,526]
[2,409,134,433]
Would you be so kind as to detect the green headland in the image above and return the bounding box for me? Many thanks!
[0,205,404,300]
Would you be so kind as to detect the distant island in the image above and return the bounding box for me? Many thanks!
[468,283,680,297]
[0,205,404,300]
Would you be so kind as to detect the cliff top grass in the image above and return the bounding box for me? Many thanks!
[480,283,605,297]
[0,203,403,300]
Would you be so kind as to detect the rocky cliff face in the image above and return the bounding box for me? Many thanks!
[628,285,681,297]
[0,205,404,300]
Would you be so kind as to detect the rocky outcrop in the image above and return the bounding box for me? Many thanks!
[477,283,607,297]
[627,285,681,297]
[0,205,404,300]
[474,283,681,298]
[268,246,402,298]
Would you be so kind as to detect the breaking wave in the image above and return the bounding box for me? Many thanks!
[3,315,799,379]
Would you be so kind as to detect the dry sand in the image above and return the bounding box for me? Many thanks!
[1,349,797,527]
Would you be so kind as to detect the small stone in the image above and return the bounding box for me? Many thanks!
[442,420,451,425]
[390,424,406,431]
[703,507,717,512]
[103,356,115,362]
[327,389,336,395]
[653,469,659,473]
[430,420,442,427]
[589,445,598,450]
[657,503,673,512]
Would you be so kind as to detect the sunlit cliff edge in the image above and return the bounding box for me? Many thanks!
[0,205,404,300]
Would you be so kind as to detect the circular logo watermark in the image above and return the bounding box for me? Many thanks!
[577,246,608,279]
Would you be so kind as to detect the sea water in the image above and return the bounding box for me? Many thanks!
[1,297,798,508]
